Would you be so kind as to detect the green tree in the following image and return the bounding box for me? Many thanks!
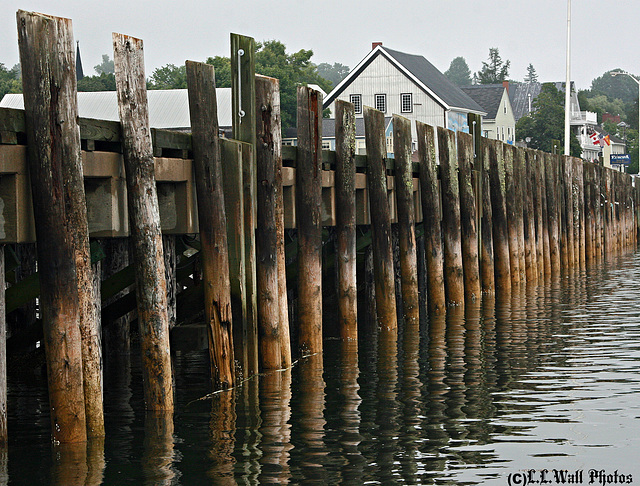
[524,63,538,83]
[77,72,116,92]
[590,69,638,105]
[253,40,332,129]
[515,82,581,156]
[147,63,187,89]
[583,94,626,122]
[205,56,232,88]
[444,57,471,86]
[476,48,510,84]
[316,62,350,89]
[94,54,114,75]
[0,62,22,99]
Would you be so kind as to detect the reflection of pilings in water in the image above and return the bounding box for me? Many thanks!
[418,313,448,475]
[86,437,106,486]
[103,344,133,465]
[375,329,400,484]
[258,369,292,484]
[142,411,176,486]
[50,442,88,486]
[293,353,326,484]
[398,305,423,484]
[494,292,514,390]
[209,391,237,485]
[235,378,262,484]
[443,308,468,445]
[337,340,363,483]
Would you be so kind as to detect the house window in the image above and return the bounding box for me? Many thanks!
[322,141,330,150]
[350,94,362,114]
[375,94,387,113]
[401,93,412,113]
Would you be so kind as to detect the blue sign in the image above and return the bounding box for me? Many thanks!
[611,154,631,165]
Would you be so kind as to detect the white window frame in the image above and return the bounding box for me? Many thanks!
[350,94,362,114]
[375,93,387,113]
[401,93,413,113]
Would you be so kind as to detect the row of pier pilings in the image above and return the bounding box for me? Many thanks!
[1,10,638,448]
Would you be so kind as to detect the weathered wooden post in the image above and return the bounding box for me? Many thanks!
[513,147,527,281]
[335,100,358,340]
[255,74,291,368]
[296,86,324,354]
[584,163,594,263]
[364,106,397,329]
[480,139,495,293]
[416,121,446,313]
[0,246,5,445]
[18,10,93,443]
[503,144,521,287]
[538,152,551,277]
[186,60,235,389]
[575,158,586,267]
[457,131,480,302]
[231,33,259,377]
[563,156,576,268]
[393,114,420,325]
[522,149,538,285]
[545,153,561,276]
[438,127,465,308]
[527,149,544,280]
[113,33,173,411]
[488,140,511,293]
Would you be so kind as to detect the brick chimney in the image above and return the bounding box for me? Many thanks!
[503,80,509,93]
[372,42,383,50]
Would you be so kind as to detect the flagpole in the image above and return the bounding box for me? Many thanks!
[564,0,571,156]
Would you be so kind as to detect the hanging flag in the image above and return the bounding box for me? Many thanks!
[591,132,600,145]
[603,135,611,146]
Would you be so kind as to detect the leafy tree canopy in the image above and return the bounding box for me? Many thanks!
[0,63,22,99]
[515,82,581,156]
[524,63,538,83]
[94,54,114,75]
[444,57,471,87]
[147,63,187,90]
[77,72,116,92]
[316,62,350,89]
[589,69,638,105]
[476,48,510,84]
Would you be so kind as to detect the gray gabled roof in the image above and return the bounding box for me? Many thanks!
[324,45,485,115]
[1,88,233,129]
[508,82,542,122]
[459,85,506,120]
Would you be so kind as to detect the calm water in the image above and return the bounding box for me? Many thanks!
[5,252,640,485]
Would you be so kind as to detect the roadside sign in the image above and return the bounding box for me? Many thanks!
[611,154,631,165]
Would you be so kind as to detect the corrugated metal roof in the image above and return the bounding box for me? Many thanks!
[0,88,233,128]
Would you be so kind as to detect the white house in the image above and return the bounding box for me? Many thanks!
[323,43,486,149]
[460,83,516,144]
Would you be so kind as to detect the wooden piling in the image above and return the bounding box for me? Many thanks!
[18,10,89,443]
[186,60,235,389]
[457,131,481,302]
[296,86,324,354]
[545,153,561,276]
[231,33,259,377]
[438,127,465,308]
[584,163,594,263]
[416,122,446,313]
[503,144,521,287]
[392,114,420,325]
[0,246,5,445]
[522,149,538,285]
[513,147,527,282]
[488,139,511,293]
[254,74,287,369]
[113,33,173,411]
[363,106,397,329]
[479,140,495,293]
[334,100,358,340]
[528,150,545,280]
[564,156,576,268]
[575,158,586,267]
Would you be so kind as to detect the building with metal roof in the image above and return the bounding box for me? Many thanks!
[323,43,485,144]
[460,83,516,143]
[1,88,233,130]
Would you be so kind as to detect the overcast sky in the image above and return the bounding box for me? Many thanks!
[1,0,639,91]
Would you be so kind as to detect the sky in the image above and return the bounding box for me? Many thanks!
[1,0,639,91]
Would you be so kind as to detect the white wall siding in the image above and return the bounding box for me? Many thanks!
[326,55,445,140]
